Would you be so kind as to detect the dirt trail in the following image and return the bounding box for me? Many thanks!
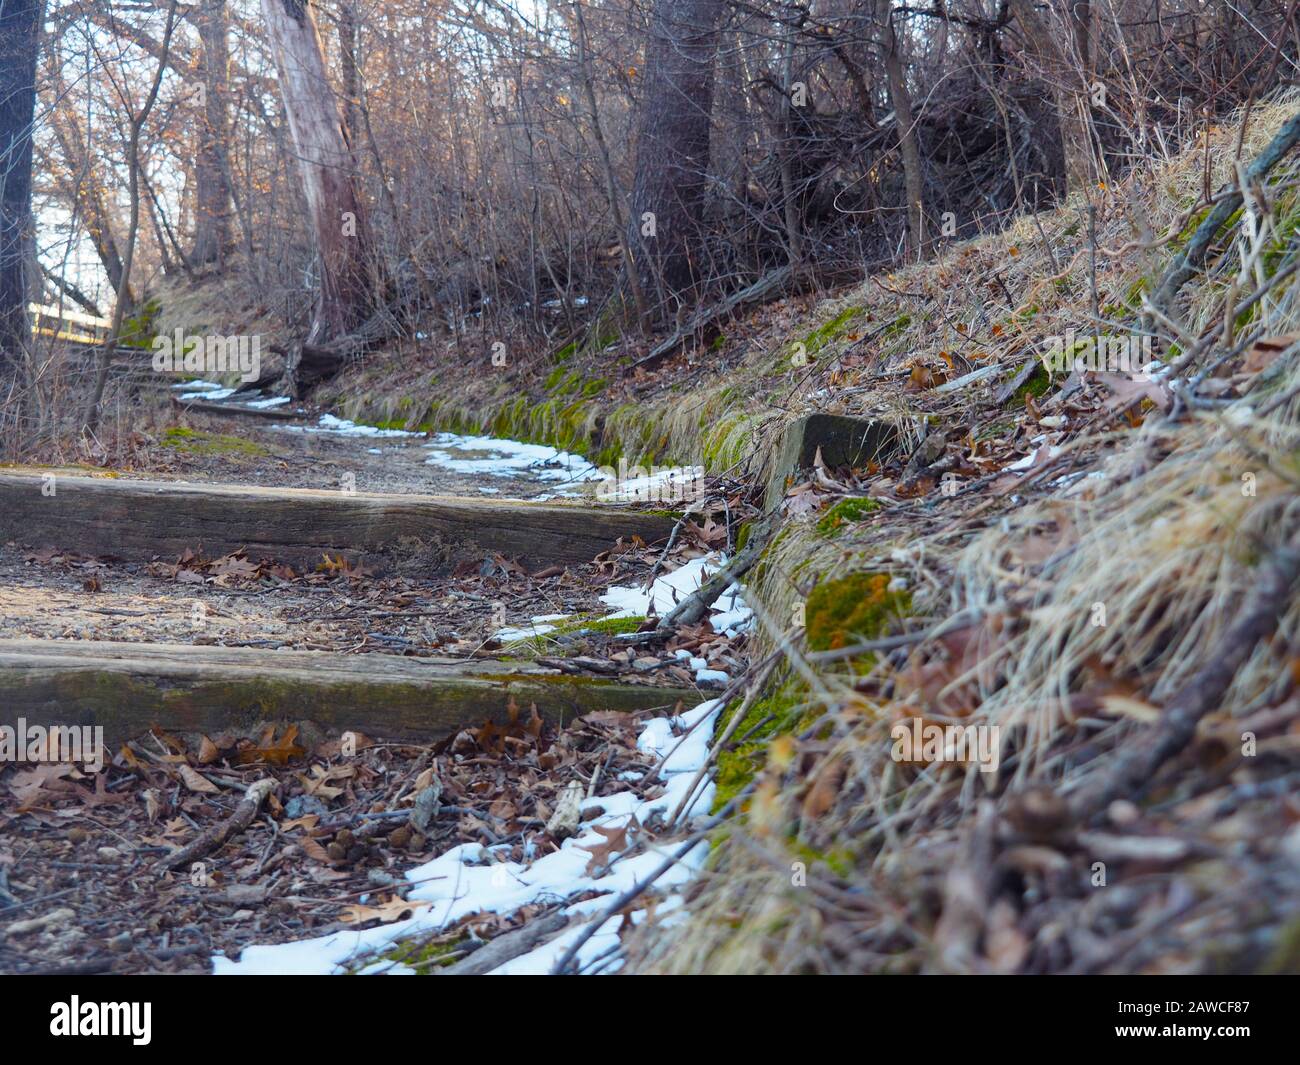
[0,387,752,976]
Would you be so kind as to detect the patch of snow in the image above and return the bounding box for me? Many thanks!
[495,613,570,642]
[245,395,291,410]
[180,387,235,401]
[596,465,704,503]
[599,554,753,636]
[171,379,224,391]
[424,433,601,484]
[211,699,723,976]
[273,414,419,438]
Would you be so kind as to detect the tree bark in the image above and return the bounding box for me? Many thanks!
[261,0,377,348]
[877,0,929,259]
[1009,0,1096,193]
[0,0,44,367]
[627,0,724,317]
[191,0,234,267]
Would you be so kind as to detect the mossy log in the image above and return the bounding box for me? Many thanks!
[0,639,695,746]
[0,469,676,569]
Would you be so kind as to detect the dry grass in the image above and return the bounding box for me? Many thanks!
[626,92,1300,976]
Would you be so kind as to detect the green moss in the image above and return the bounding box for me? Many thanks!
[799,305,866,358]
[713,682,817,812]
[118,297,163,349]
[160,426,269,457]
[804,572,910,653]
[701,412,755,471]
[816,497,882,537]
[1007,363,1051,406]
[379,933,468,972]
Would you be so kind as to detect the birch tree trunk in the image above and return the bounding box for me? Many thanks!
[260,0,376,347]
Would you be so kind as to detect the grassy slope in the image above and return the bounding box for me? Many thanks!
[147,92,1300,973]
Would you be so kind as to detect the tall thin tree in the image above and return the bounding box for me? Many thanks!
[0,0,45,367]
[627,0,725,317]
[261,0,377,350]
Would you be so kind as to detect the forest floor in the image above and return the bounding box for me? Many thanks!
[9,97,1300,976]
[0,388,752,974]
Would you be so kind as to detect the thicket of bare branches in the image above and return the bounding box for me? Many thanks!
[19,0,1300,365]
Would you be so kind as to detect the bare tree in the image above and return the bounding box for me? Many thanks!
[261,0,378,349]
[83,0,180,435]
[191,0,234,267]
[876,0,929,259]
[0,0,44,367]
[628,0,725,318]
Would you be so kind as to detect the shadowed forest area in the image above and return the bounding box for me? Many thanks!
[1,0,1300,1003]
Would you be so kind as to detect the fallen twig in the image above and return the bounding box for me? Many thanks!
[153,778,275,874]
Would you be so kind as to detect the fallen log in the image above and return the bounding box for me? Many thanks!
[0,469,677,570]
[439,912,570,975]
[171,395,311,420]
[0,638,699,748]
[628,266,794,374]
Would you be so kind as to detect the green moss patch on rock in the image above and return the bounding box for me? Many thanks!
[804,572,911,652]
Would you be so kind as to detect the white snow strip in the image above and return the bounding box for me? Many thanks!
[596,465,704,503]
[424,432,602,483]
[171,379,224,391]
[495,613,570,642]
[211,699,723,976]
[245,395,291,409]
[180,387,235,401]
[599,554,753,636]
[273,414,419,438]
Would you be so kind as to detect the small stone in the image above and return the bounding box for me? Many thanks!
[96,846,121,860]
[283,794,328,819]
[335,828,354,848]
[326,842,347,862]
[67,827,88,845]
[108,931,133,953]
[387,826,412,849]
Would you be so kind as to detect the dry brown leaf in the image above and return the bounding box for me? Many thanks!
[339,897,429,925]
[179,765,220,795]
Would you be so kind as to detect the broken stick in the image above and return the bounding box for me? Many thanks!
[154,778,275,874]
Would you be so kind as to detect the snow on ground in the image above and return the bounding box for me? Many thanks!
[273,413,420,438]
[423,432,603,485]
[211,699,723,976]
[245,395,291,409]
[179,386,236,401]
[595,465,705,503]
[493,613,569,642]
[600,554,752,638]
[172,379,225,391]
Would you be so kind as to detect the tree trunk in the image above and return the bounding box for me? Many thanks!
[191,0,234,267]
[1009,0,1096,193]
[261,0,377,347]
[0,0,44,367]
[627,0,724,318]
[46,104,137,309]
[877,0,929,260]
